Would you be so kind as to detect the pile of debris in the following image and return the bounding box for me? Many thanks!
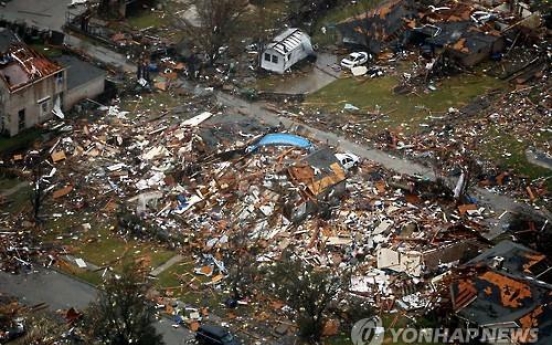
[1,92,507,314]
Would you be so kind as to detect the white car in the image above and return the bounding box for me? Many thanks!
[340,52,370,69]
[335,153,361,171]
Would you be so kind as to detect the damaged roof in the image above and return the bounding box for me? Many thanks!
[336,0,417,52]
[451,241,552,344]
[287,147,347,198]
[0,42,63,92]
[468,240,552,280]
[422,21,502,54]
[337,0,506,57]
[267,28,311,55]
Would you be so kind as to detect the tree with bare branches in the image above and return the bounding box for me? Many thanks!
[222,226,264,301]
[262,249,350,342]
[173,0,250,66]
[85,260,164,345]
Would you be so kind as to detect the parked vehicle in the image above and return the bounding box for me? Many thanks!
[340,52,371,69]
[195,324,241,345]
[335,152,361,171]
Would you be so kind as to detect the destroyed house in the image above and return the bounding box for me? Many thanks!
[0,28,66,137]
[450,241,552,344]
[468,241,552,283]
[336,0,417,53]
[419,21,505,67]
[286,148,347,221]
[261,28,315,74]
[337,0,508,66]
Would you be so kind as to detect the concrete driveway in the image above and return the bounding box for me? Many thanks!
[272,52,340,95]
[0,0,87,31]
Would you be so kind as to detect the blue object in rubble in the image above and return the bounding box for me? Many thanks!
[177,194,189,209]
[246,133,314,153]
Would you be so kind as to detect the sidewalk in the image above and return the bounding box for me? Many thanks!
[64,34,136,74]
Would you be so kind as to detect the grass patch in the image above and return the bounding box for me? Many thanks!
[0,178,21,191]
[156,259,196,289]
[74,268,105,286]
[1,185,31,215]
[324,333,351,345]
[29,44,63,58]
[480,126,552,188]
[48,217,174,273]
[312,0,381,46]
[127,9,167,30]
[304,73,506,133]
[318,0,380,26]
[0,128,44,155]
[155,259,231,315]
[72,227,174,269]
[119,91,188,119]
[56,260,105,286]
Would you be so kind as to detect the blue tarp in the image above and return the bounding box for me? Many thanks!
[246,133,313,153]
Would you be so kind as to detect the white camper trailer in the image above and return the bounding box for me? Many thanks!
[260,28,315,74]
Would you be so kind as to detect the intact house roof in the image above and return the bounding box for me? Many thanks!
[0,42,63,92]
[266,28,313,56]
[52,54,105,90]
[450,241,552,345]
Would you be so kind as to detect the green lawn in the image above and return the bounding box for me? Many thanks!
[73,268,105,286]
[0,128,44,155]
[127,9,167,30]
[47,217,174,272]
[1,185,32,215]
[154,260,233,316]
[71,227,174,269]
[119,91,188,119]
[0,178,21,191]
[156,259,196,288]
[480,126,552,188]
[304,73,505,133]
[29,44,63,58]
[52,224,175,286]
[155,259,215,305]
[312,0,381,46]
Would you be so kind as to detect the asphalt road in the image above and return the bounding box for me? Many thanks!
[0,0,86,32]
[0,268,193,345]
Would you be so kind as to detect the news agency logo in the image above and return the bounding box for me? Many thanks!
[351,318,539,345]
[351,316,384,345]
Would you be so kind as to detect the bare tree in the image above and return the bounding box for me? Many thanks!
[85,260,164,345]
[285,0,341,28]
[262,249,349,342]
[222,226,263,301]
[173,0,249,66]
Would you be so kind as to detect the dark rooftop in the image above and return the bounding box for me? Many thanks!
[0,27,19,53]
[52,54,105,90]
[451,241,552,345]
[469,240,552,281]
